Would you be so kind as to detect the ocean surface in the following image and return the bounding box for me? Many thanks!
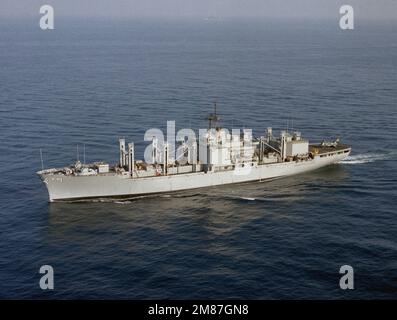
[0,17,396,299]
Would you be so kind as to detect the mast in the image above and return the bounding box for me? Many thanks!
[163,142,169,175]
[119,138,126,167]
[40,148,44,170]
[128,142,134,177]
[207,102,220,129]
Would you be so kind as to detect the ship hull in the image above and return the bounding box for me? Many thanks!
[39,150,350,202]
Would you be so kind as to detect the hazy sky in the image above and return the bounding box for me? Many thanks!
[1,0,396,21]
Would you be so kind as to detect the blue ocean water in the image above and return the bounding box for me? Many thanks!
[0,17,396,299]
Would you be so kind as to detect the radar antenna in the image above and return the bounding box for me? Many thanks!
[207,101,220,129]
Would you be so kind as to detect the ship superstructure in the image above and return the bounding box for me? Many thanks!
[38,111,351,202]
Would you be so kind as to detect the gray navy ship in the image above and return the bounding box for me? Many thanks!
[38,110,351,202]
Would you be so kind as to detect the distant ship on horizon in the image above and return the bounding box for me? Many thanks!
[204,15,221,22]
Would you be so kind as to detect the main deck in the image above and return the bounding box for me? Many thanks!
[309,143,351,157]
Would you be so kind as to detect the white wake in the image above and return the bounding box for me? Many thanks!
[340,153,390,165]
